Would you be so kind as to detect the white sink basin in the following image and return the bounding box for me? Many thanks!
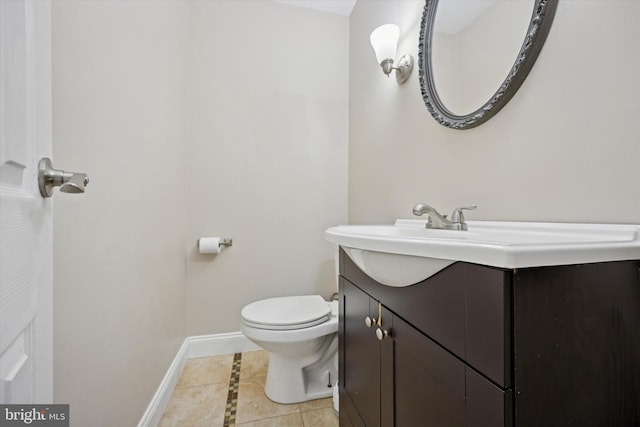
[325,220,640,287]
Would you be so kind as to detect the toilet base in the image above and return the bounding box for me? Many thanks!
[263,335,338,404]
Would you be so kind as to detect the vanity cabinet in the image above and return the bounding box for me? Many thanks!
[338,248,640,427]
[339,249,512,427]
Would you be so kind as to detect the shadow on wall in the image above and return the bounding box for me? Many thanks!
[317,258,339,298]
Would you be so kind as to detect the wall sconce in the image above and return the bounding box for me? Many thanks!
[369,24,413,84]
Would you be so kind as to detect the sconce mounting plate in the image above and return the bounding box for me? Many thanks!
[395,54,413,84]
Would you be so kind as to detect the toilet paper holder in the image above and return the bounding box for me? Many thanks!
[218,238,233,247]
[197,237,233,248]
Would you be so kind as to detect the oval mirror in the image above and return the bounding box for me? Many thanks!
[418,0,558,129]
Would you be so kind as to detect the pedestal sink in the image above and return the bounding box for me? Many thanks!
[325,220,640,287]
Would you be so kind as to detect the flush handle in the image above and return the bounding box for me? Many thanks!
[38,157,89,198]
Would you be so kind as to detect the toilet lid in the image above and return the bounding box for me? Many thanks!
[241,295,331,330]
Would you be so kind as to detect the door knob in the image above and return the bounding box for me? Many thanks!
[38,157,89,198]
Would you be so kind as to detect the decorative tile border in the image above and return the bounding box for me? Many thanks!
[137,332,259,427]
[223,353,242,427]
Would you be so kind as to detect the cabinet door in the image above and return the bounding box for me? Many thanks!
[513,262,640,426]
[341,278,380,426]
[393,312,466,427]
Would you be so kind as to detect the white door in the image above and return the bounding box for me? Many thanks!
[0,0,53,403]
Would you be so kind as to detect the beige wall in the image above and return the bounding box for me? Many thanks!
[52,0,347,425]
[49,0,640,424]
[186,1,349,335]
[349,0,640,225]
[52,1,188,425]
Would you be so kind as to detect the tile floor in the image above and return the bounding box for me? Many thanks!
[159,350,339,427]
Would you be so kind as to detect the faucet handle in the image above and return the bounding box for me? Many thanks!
[450,205,477,225]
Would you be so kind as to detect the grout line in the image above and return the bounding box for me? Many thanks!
[223,353,242,427]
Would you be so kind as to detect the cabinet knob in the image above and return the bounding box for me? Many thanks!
[365,316,376,328]
[376,327,389,341]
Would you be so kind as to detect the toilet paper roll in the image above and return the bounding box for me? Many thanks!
[198,237,222,254]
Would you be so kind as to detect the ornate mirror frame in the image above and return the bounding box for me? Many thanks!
[418,0,558,130]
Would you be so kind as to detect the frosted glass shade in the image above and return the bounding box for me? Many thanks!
[370,24,399,64]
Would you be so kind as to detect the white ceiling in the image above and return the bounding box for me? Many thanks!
[273,0,357,16]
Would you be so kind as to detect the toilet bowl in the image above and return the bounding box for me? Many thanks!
[240,295,339,404]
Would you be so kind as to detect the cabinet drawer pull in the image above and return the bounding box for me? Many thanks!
[365,316,376,328]
[376,328,389,341]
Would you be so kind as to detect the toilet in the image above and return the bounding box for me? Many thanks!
[240,294,338,404]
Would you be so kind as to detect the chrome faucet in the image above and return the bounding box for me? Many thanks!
[412,203,477,230]
[412,203,450,229]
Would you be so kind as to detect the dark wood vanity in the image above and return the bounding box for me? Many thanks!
[338,248,640,426]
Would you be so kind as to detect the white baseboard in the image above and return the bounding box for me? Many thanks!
[187,331,260,359]
[136,339,189,427]
[137,331,260,427]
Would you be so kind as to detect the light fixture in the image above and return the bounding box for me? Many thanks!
[369,24,414,84]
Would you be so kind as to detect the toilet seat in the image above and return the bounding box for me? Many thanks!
[241,295,331,330]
